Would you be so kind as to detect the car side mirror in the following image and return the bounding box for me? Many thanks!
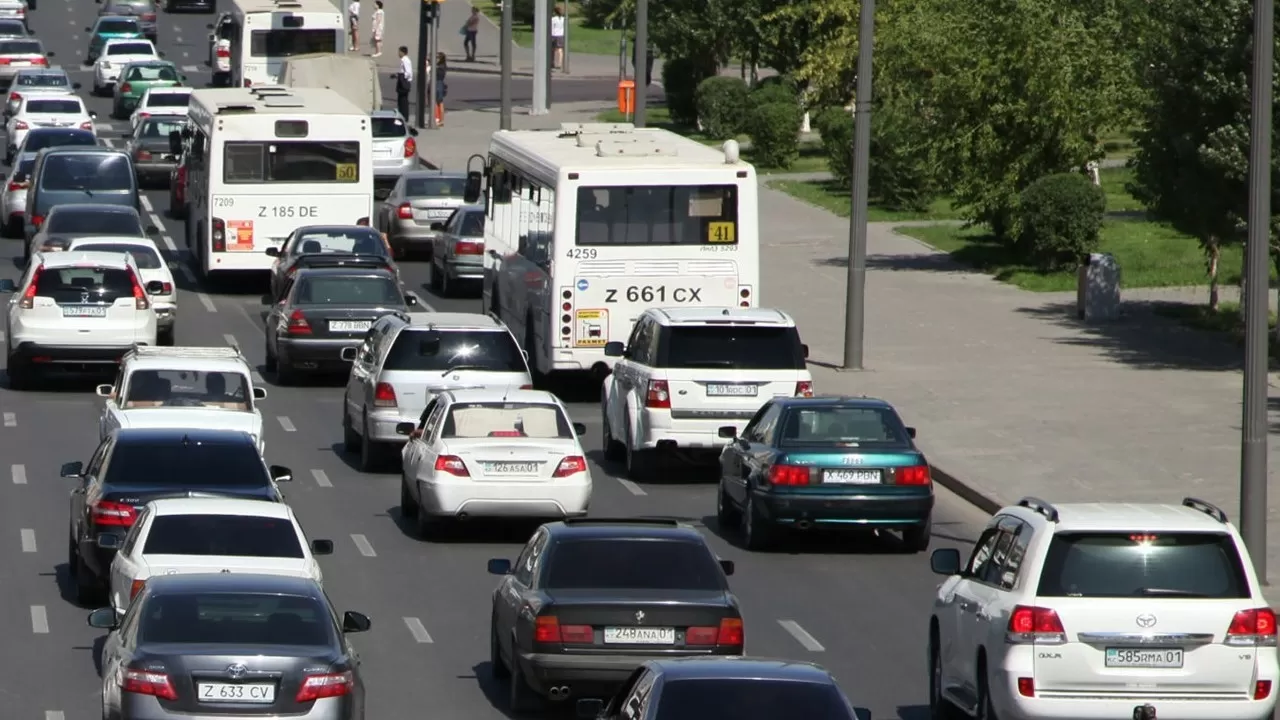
[603,341,624,358]
[46,51,55,57]
[96,384,114,398]
[429,222,443,231]
[572,422,586,436]
[395,422,415,436]
[89,111,98,119]
[120,131,134,139]
[87,607,118,629]
[801,343,809,359]
[310,539,334,555]
[576,698,604,719]
[717,426,737,439]
[72,82,82,89]
[487,558,512,575]
[408,127,419,136]
[405,294,418,306]
[907,427,917,439]
[60,461,84,478]
[157,51,165,58]
[252,387,267,400]
[145,224,159,235]
[718,559,735,576]
[930,548,961,576]
[464,169,482,204]
[0,279,15,292]
[264,246,280,257]
[180,75,188,83]
[342,610,372,633]
[144,280,164,294]
[85,27,91,32]
[269,464,293,482]
[206,23,214,28]
[340,346,359,362]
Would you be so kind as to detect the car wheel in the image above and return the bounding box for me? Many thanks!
[399,475,418,518]
[359,418,383,472]
[429,261,443,293]
[263,341,277,372]
[623,418,652,481]
[74,551,102,607]
[341,402,359,453]
[489,615,510,679]
[929,637,959,720]
[7,355,31,390]
[741,493,772,551]
[716,483,741,528]
[975,659,996,720]
[413,501,439,539]
[157,327,175,347]
[601,408,624,463]
[902,516,932,554]
[439,265,454,298]
[275,362,296,386]
[508,650,540,713]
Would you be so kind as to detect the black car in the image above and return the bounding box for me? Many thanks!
[579,657,858,720]
[12,126,97,158]
[87,574,370,719]
[64,427,293,606]
[265,267,416,384]
[124,115,185,188]
[265,225,395,300]
[27,202,157,263]
[487,518,743,712]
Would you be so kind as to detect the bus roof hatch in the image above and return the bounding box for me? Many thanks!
[595,140,679,157]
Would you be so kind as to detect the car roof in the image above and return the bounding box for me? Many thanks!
[67,236,158,249]
[646,307,795,326]
[23,127,92,139]
[48,203,138,216]
[545,518,707,542]
[121,59,171,66]
[648,657,836,683]
[294,266,397,281]
[144,572,321,595]
[146,497,295,518]
[293,224,379,236]
[0,38,41,51]
[772,396,896,410]
[108,427,258,445]
[404,312,504,330]
[446,388,560,405]
[402,169,467,180]
[102,37,152,47]
[38,146,126,159]
[1014,501,1235,533]
[36,250,133,269]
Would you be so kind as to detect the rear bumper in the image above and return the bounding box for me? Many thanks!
[637,409,753,451]
[755,489,933,527]
[518,649,742,695]
[136,161,176,179]
[118,693,353,720]
[416,475,591,518]
[367,409,417,444]
[10,341,139,364]
[277,337,358,371]
[442,256,483,280]
[387,222,438,246]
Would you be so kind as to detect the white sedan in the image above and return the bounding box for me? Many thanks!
[397,388,592,536]
[129,85,191,130]
[101,497,333,615]
[4,94,93,162]
[91,38,158,95]
[65,236,177,344]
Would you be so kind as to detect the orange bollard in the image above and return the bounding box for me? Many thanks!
[617,79,635,117]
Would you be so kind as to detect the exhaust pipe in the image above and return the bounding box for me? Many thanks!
[795,519,813,530]
[547,686,570,700]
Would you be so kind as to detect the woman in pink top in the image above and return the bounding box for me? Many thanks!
[370,1,385,57]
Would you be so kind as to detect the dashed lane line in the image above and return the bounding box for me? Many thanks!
[140,196,154,213]
[159,233,178,253]
[198,292,217,312]
[778,619,825,651]
[46,712,65,720]
[403,617,433,643]
[351,533,376,557]
[311,469,332,487]
[3,412,14,427]
[31,605,48,634]
[20,528,35,553]
[182,65,200,72]
[616,478,646,496]
[12,464,25,484]
[278,416,296,432]
[223,333,238,349]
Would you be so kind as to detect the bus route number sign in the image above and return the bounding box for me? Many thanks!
[335,163,358,181]
[707,221,736,244]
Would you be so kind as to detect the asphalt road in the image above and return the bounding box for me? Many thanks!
[0,6,993,719]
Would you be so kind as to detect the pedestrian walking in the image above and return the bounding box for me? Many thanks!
[463,7,480,62]
[347,0,360,52]
[432,52,448,125]
[370,0,385,57]
[395,45,412,122]
[551,5,565,69]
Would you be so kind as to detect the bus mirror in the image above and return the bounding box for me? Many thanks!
[463,170,482,204]
[168,130,181,155]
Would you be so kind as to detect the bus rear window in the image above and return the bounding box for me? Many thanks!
[576,184,738,246]
[249,28,338,57]
[223,141,360,184]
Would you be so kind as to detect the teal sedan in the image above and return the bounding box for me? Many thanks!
[716,396,935,552]
[85,15,142,63]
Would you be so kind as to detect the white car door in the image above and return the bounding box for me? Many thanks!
[950,526,1007,702]
[109,510,149,613]
[417,401,448,483]
[400,398,438,479]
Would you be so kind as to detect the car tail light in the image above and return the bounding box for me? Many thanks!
[156,282,172,295]
[122,667,176,700]
[138,112,150,121]
[1007,605,1067,644]
[135,149,152,161]
[80,121,94,130]
[286,309,311,335]
[397,203,413,219]
[32,57,45,66]
[91,500,137,527]
[795,380,813,397]
[129,579,145,600]
[12,120,26,130]
[893,465,931,485]
[128,268,149,310]
[519,384,533,389]
[686,618,744,646]
[7,92,17,102]
[142,12,157,20]
[1017,678,1034,697]
[768,464,810,486]
[7,180,26,192]
[532,615,592,643]
[645,380,670,409]
[1256,680,1273,700]
[373,382,397,407]
[120,83,132,94]
[1227,608,1278,646]
[356,216,369,226]
[433,455,469,477]
[243,79,252,87]
[455,240,483,255]
[216,47,230,59]
[0,59,10,66]
[211,217,226,252]
[553,456,587,477]
[18,264,39,308]
[295,671,353,702]
[403,137,416,158]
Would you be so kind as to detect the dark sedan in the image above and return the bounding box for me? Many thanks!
[428,204,484,297]
[88,573,370,720]
[26,203,158,264]
[265,267,416,384]
[124,115,183,187]
[265,224,395,301]
[96,0,158,44]
[64,427,293,606]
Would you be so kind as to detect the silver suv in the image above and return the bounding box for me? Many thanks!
[339,312,533,472]
[370,109,420,199]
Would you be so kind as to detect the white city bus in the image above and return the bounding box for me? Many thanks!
[182,85,374,277]
[208,0,344,88]
[481,123,760,381]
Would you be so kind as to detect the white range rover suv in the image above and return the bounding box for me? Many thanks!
[2,250,159,389]
[928,496,1278,720]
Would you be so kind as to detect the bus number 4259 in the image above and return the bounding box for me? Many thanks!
[605,286,702,303]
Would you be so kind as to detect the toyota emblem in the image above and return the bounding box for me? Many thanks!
[1135,614,1157,629]
[226,663,248,679]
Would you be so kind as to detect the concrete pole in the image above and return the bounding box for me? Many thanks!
[531,0,549,114]
[841,0,874,370]
[633,0,647,126]
[499,0,513,129]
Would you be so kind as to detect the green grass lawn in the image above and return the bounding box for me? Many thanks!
[475,0,622,57]
[1101,128,1137,160]
[1152,303,1280,353]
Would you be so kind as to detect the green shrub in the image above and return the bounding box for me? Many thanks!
[662,56,717,126]
[868,105,937,212]
[579,0,622,28]
[750,79,799,109]
[747,101,802,169]
[1016,173,1106,269]
[816,108,853,186]
[812,106,849,138]
[695,76,749,140]
[512,0,535,25]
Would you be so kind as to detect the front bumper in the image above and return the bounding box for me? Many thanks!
[277,337,360,372]
[755,488,934,528]
[517,648,742,696]
[416,475,591,518]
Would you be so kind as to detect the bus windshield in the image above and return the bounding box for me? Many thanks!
[575,184,739,246]
[223,141,360,184]
[249,28,338,57]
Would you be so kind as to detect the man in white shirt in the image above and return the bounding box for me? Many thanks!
[550,5,565,70]
[347,0,361,52]
[395,45,413,121]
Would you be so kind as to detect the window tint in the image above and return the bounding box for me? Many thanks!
[25,99,81,114]
[47,208,143,235]
[107,42,153,55]
[0,40,41,54]
[142,515,303,558]
[146,92,190,108]
[224,141,360,184]
[294,276,402,306]
[34,266,134,304]
[778,406,910,447]
[21,130,96,153]
[12,156,34,182]
[405,176,466,197]
[138,593,333,646]
[292,228,386,256]
[249,28,339,57]
[123,369,251,410]
[39,154,134,192]
[457,211,484,236]
[441,403,572,439]
[125,64,177,82]
[137,118,185,139]
[95,19,140,33]
[659,325,805,370]
[17,73,70,88]
[543,539,726,591]
[654,679,850,720]
[72,243,161,269]
[384,329,527,372]
[576,184,738,246]
[0,20,27,35]
[1037,532,1250,599]
[103,442,268,486]
[371,116,407,138]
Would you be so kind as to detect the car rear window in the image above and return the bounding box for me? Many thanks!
[107,42,152,55]
[22,130,96,154]
[0,40,40,54]
[405,176,466,197]
[73,243,161,269]
[543,539,726,591]
[138,593,333,646]
[12,156,34,182]
[456,211,484,236]
[47,208,142,235]
[143,515,303,558]
[1037,532,1251,599]
[442,402,572,439]
[34,266,133,304]
[125,64,177,82]
[96,19,139,33]
[17,73,70,88]
[138,117,185,139]
[384,329,527,373]
[371,116,407,138]
[779,406,910,447]
[26,99,81,114]
[103,442,269,486]
[657,325,806,370]
[654,679,850,720]
[0,20,27,35]
[292,228,386,256]
[39,154,134,192]
[146,92,189,108]
[294,276,401,306]
[122,369,251,410]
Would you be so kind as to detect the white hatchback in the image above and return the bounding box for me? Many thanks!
[129,85,190,130]
[65,236,177,344]
[91,38,158,95]
[5,94,93,162]
[397,388,591,536]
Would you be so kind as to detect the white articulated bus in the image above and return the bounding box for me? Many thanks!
[182,85,374,277]
[208,0,344,89]
[481,123,760,381]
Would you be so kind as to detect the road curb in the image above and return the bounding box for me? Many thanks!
[930,463,1001,516]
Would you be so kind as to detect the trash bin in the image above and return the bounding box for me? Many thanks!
[617,79,635,116]
[1077,252,1121,321]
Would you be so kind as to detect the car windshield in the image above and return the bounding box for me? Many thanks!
[1036,532,1251,599]
[371,116,407,138]
[125,64,176,82]
[0,40,40,54]
[543,539,725,590]
[47,209,142,235]
[16,73,70,88]
[654,679,850,720]
[138,118,185,139]
[146,92,189,108]
[292,229,387,256]
[72,243,161,269]
[38,154,134,192]
[33,265,133,305]
[122,369,252,410]
[779,406,910,447]
[103,441,267,485]
[659,325,806,370]
[384,329,527,373]
[441,403,572,439]
[96,19,140,34]
[455,211,484,236]
[142,515,304,558]
[138,593,333,646]
[21,130,96,154]
[25,99,81,114]
[107,42,152,55]
[405,176,466,197]
[294,276,401,306]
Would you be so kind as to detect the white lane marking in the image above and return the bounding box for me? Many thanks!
[20,528,35,553]
[182,65,199,72]
[2,412,14,427]
[11,464,25,484]
[616,478,646,496]
[222,333,238,349]
[101,138,116,148]
[251,369,265,384]
[159,233,177,253]
[198,292,217,312]
[311,469,332,487]
[149,215,165,233]
[351,533,376,557]
[139,196,154,213]
[30,604,48,634]
[175,34,183,42]
[46,712,66,720]
[277,416,296,432]
[403,616,433,643]
[778,619,825,652]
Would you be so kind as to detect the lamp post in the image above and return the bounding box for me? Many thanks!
[841,0,875,370]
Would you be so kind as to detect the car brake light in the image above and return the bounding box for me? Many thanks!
[157,282,172,294]
[211,217,225,252]
[142,12,157,20]
[532,615,592,643]
[135,149,152,161]
[686,617,744,646]
[397,203,413,219]
[80,121,94,130]
[128,268,149,309]
[30,214,42,228]
[795,380,813,397]
[645,380,670,409]
[1007,605,1067,644]
[356,216,369,226]
[120,83,132,94]
[768,464,810,486]
[130,579,145,599]
[138,112,150,121]
[433,455,469,477]
[216,47,230,58]
[519,384,533,389]
[32,58,46,67]
[373,382,397,407]
[91,500,137,527]
[0,58,11,66]
[7,180,26,192]
[295,671,353,702]
[894,465,931,485]
[286,309,311,335]
[553,456,586,477]
[18,264,39,308]
[1257,680,1273,700]
[1227,608,1278,646]
[122,668,176,700]
[403,137,416,158]
[455,240,483,255]
[7,92,17,102]
[13,120,26,130]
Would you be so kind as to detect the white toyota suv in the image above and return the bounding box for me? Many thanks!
[2,250,158,389]
[601,307,813,481]
[928,496,1278,720]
